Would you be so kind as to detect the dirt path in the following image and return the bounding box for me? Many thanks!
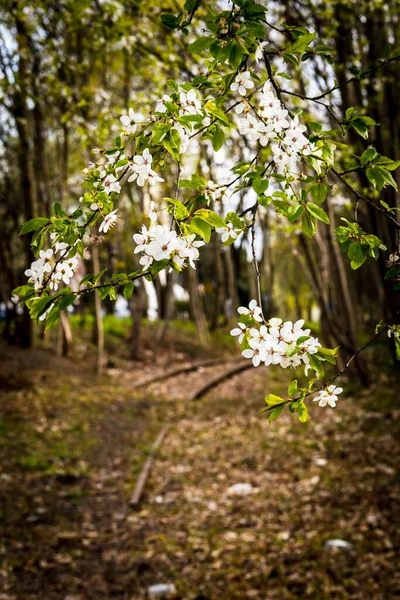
[0,342,399,599]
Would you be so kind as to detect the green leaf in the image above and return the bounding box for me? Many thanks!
[167,79,179,93]
[252,178,269,195]
[160,13,180,29]
[59,293,76,311]
[188,37,210,54]
[190,217,212,242]
[385,266,400,279]
[226,211,243,229]
[306,203,330,224]
[348,242,367,269]
[310,183,329,205]
[375,157,400,170]
[166,198,189,220]
[246,22,266,39]
[366,166,385,191]
[308,354,324,378]
[53,202,65,216]
[211,126,225,152]
[288,32,315,54]
[19,218,49,236]
[229,41,246,69]
[375,166,398,191]
[350,118,370,139]
[29,295,55,320]
[298,402,308,423]
[184,0,198,10]
[205,103,230,127]
[287,204,304,222]
[194,209,226,228]
[123,281,134,300]
[152,123,171,143]
[288,379,298,397]
[268,404,285,423]
[360,146,379,165]
[265,393,285,406]
[302,212,316,237]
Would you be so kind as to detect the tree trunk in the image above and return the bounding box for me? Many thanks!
[186,267,210,347]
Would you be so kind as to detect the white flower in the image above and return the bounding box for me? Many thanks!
[238,115,260,140]
[145,170,165,186]
[255,41,268,63]
[269,317,282,328]
[179,89,202,115]
[147,201,157,223]
[173,234,204,269]
[216,222,238,243]
[242,337,266,367]
[234,100,249,115]
[103,174,121,195]
[128,149,165,187]
[313,385,343,408]
[25,260,45,290]
[280,354,302,369]
[204,180,225,203]
[237,299,263,322]
[146,229,178,261]
[230,322,247,344]
[39,249,54,273]
[280,319,306,343]
[120,108,141,134]
[256,121,275,146]
[49,273,60,291]
[133,225,151,253]
[249,325,271,346]
[155,94,171,113]
[55,261,74,285]
[230,71,254,96]
[99,209,118,233]
[139,253,153,270]
[263,340,285,366]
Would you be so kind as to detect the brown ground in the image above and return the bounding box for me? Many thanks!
[0,335,399,600]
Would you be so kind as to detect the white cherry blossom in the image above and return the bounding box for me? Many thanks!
[230,322,247,343]
[237,299,263,322]
[215,222,238,243]
[230,71,254,96]
[103,174,121,195]
[99,209,119,233]
[313,385,343,408]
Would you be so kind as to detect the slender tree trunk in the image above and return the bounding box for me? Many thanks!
[57,311,73,357]
[186,267,210,347]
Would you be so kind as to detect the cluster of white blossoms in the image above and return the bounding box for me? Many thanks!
[153,87,211,154]
[313,385,343,408]
[203,180,231,204]
[133,202,204,271]
[231,300,321,371]
[24,244,79,292]
[231,76,312,172]
[128,148,165,187]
